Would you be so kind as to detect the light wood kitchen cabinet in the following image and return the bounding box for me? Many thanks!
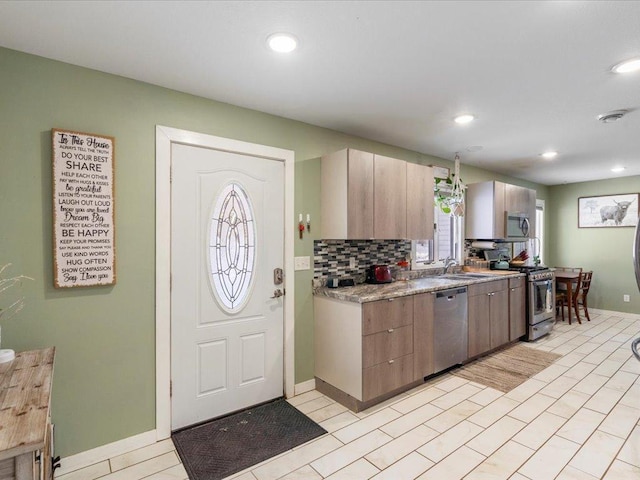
[509,276,527,340]
[413,292,435,379]
[406,163,434,240]
[321,149,432,240]
[467,279,508,357]
[321,148,374,239]
[465,181,506,240]
[314,295,416,410]
[373,154,407,239]
[362,296,414,401]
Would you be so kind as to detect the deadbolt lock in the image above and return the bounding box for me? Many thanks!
[273,267,284,285]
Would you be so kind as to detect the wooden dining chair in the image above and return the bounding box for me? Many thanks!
[574,271,593,322]
[556,272,583,325]
[556,291,568,322]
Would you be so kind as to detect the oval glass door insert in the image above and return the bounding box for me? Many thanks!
[208,182,256,312]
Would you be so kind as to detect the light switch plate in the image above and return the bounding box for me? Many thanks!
[294,256,310,271]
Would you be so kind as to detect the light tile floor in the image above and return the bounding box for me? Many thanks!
[57,309,640,480]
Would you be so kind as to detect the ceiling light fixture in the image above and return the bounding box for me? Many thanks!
[598,109,628,123]
[541,151,558,159]
[611,166,626,173]
[267,33,298,53]
[454,114,475,124]
[466,145,483,152]
[611,58,640,74]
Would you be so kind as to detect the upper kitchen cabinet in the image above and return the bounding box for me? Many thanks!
[321,149,375,239]
[321,149,432,240]
[465,181,536,240]
[373,154,407,239]
[406,162,434,240]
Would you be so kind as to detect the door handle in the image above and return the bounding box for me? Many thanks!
[271,288,285,299]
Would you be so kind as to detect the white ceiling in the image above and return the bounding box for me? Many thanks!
[1,1,639,186]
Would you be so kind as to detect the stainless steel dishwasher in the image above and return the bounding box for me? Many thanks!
[434,286,468,372]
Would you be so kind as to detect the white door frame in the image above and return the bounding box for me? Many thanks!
[155,125,295,440]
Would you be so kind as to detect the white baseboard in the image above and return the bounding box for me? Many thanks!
[293,378,316,396]
[56,429,157,477]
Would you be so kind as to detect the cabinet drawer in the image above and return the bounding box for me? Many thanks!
[363,354,414,401]
[509,277,525,289]
[362,296,413,335]
[363,324,413,368]
[468,279,508,297]
[0,457,14,480]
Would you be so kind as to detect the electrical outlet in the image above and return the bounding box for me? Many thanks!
[294,256,310,271]
[349,257,356,269]
[623,294,630,302]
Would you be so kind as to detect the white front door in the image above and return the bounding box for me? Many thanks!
[170,142,284,430]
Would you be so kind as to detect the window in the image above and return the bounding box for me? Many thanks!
[535,199,545,264]
[433,199,463,264]
[208,182,256,313]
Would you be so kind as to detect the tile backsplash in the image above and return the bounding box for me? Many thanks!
[313,239,411,281]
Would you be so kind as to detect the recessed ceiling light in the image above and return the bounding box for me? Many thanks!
[611,58,640,74]
[611,166,626,173]
[541,151,558,159]
[267,33,298,53]
[454,114,475,124]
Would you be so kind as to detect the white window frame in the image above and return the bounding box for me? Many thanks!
[535,199,545,264]
[432,196,463,265]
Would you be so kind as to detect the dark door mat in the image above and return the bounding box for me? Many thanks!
[172,398,327,480]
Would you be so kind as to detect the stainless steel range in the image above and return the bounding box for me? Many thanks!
[509,266,555,341]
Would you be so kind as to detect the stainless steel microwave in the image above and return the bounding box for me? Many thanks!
[505,212,531,239]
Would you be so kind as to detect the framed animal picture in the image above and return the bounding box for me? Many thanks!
[578,193,638,228]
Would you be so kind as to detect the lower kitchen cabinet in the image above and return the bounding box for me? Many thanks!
[468,279,508,358]
[509,277,527,340]
[314,295,417,411]
[314,274,522,412]
[413,292,435,379]
[363,353,414,400]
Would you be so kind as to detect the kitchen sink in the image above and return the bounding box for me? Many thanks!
[439,273,494,280]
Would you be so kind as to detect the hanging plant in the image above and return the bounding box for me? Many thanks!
[434,154,466,216]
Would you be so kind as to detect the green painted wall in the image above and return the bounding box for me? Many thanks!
[0,47,552,457]
[548,177,640,314]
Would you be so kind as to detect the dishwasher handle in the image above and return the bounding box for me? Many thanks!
[435,287,467,299]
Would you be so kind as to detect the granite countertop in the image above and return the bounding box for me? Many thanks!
[314,271,525,303]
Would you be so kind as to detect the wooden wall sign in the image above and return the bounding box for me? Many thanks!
[52,129,116,288]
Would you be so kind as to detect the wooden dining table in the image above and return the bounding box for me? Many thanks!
[555,271,581,324]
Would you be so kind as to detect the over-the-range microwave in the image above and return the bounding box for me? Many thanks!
[505,212,531,239]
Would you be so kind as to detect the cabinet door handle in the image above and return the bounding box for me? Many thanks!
[387,328,394,333]
[388,359,395,364]
[387,298,394,302]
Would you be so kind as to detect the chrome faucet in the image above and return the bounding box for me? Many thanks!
[443,257,458,274]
